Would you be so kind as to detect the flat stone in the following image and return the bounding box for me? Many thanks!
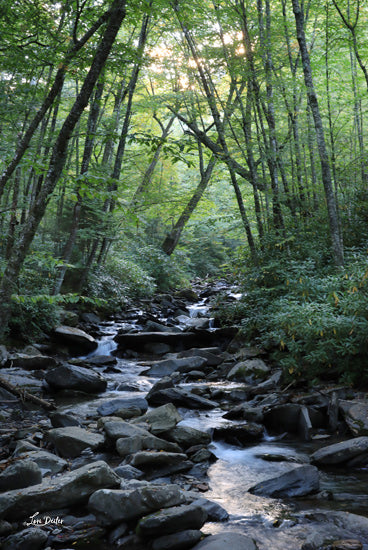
[0,460,120,520]
[142,357,207,377]
[5,353,59,370]
[53,325,97,351]
[2,527,48,550]
[47,426,105,457]
[130,451,188,469]
[147,387,217,410]
[49,410,81,427]
[165,426,211,448]
[116,434,182,457]
[114,464,144,480]
[249,464,320,497]
[103,420,149,440]
[311,436,368,465]
[89,483,186,525]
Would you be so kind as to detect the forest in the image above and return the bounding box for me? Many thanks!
[1,0,368,385]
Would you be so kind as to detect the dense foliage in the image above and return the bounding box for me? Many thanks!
[0,0,367,383]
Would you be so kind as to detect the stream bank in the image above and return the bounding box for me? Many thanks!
[0,280,368,549]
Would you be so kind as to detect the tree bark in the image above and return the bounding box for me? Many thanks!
[291,0,344,266]
[0,0,127,336]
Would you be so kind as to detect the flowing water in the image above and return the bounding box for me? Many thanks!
[60,290,368,549]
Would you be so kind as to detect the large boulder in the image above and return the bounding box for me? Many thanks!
[2,527,48,550]
[47,426,105,457]
[192,532,257,550]
[0,460,42,491]
[178,348,223,366]
[88,483,186,525]
[249,464,320,497]
[103,419,150,440]
[227,359,270,380]
[45,363,107,393]
[53,325,97,352]
[213,423,264,445]
[131,403,182,435]
[136,503,207,538]
[165,426,211,449]
[0,461,120,520]
[151,530,203,550]
[311,436,368,465]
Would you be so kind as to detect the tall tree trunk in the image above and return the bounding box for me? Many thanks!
[0,0,127,336]
[291,0,344,266]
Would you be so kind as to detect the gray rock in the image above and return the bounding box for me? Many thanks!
[85,355,117,366]
[0,460,42,491]
[147,387,217,410]
[249,464,320,497]
[165,426,211,448]
[178,348,223,366]
[0,460,120,520]
[104,419,149,440]
[89,483,186,525]
[192,532,257,550]
[130,451,188,469]
[137,503,207,538]
[49,410,81,427]
[5,353,59,370]
[116,434,182,457]
[17,450,67,475]
[46,363,107,393]
[227,359,270,380]
[192,498,229,521]
[0,345,8,366]
[12,440,40,456]
[53,325,97,351]
[132,403,182,435]
[111,534,147,549]
[151,529,203,550]
[339,400,368,436]
[2,527,48,550]
[222,404,264,422]
[263,403,303,433]
[114,464,144,480]
[311,436,368,465]
[142,357,207,377]
[47,426,105,457]
[97,397,148,417]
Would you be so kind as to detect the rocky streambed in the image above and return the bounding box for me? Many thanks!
[1,281,368,549]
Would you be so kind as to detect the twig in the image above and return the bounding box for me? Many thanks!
[0,376,56,411]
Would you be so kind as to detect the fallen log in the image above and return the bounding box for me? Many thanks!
[0,376,56,411]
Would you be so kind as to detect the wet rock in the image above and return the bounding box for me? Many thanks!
[147,387,217,410]
[0,460,120,520]
[136,503,207,538]
[45,363,107,393]
[49,410,81,427]
[329,541,363,550]
[113,533,148,549]
[97,397,148,417]
[132,403,182,435]
[88,483,186,525]
[192,532,257,550]
[47,426,105,457]
[311,436,368,465]
[146,376,175,399]
[53,325,98,351]
[129,451,189,470]
[255,450,310,464]
[5,353,59,370]
[191,498,229,521]
[299,405,313,441]
[176,316,210,329]
[17,450,67,475]
[0,459,42,491]
[85,355,118,366]
[142,357,207,377]
[145,320,174,332]
[213,422,264,445]
[226,358,270,380]
[339,400,368,436]
[2,527,48,550]
[151,529,203,550]
[249,464,320,497]
[116,434,182,457]
[165,426,211,449]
